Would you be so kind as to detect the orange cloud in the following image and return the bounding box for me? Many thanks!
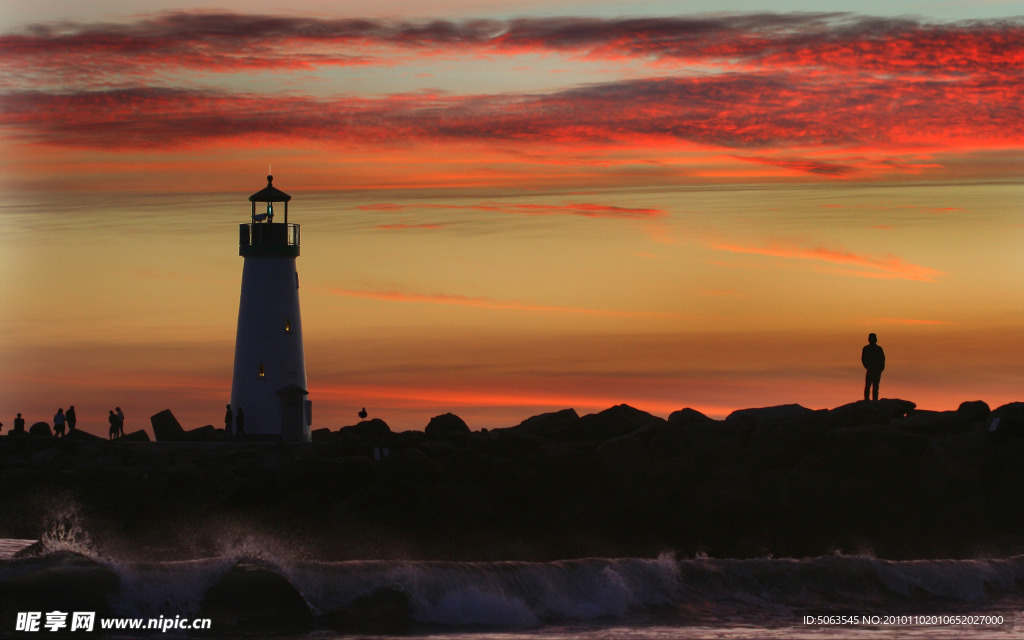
[711,241,945,282]
[358,201,665,219]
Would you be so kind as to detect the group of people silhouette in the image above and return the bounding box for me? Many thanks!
[224,404,246,441]
[0,406,124,438]
[107,407,126,439]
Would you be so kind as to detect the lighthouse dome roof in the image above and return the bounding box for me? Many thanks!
[249,175,291,202]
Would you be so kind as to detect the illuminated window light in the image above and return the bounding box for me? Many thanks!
[258,364,265,378]
[285,318,292,334]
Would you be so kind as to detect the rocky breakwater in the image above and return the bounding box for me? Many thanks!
[1,399,1023,560]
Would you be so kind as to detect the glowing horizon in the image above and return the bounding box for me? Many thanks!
[0,3,1022,437]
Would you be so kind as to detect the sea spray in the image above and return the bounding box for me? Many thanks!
[106,557,235,619]
[38,504,95,557]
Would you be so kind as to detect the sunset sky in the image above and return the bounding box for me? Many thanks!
[1,0,1022,436]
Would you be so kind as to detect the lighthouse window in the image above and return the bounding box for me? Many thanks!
[285,318,292,334]
[258,363,265,378]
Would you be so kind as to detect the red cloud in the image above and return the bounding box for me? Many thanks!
[3,13,1020,77]
[3,71,1020,152]
[2,12,1020,185]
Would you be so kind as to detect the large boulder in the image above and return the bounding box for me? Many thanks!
[727,404,815,426]
[957,401,990,424]
[28,422,52,437]
[425,413,470,440]
[513,408,580,438]
[311,427,333,442]
[150,409,186,442]
[668,407,713,426]
[339,418,392,442]
[829,399,916,428]
[989,402,1024,440]
[186,425,220,442]
[574,405,666,442]
[66,429,105,443]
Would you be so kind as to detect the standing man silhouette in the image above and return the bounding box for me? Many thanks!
[862,333,885,401]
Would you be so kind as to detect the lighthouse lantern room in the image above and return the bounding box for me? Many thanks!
[230,175,311,442]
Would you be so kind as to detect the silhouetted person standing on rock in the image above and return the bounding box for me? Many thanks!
[115,407,125,438]
[53,408,66,438]
[224,404,234,442]
[13,413,24,434]
[862,333,885,402]
[66,406,77,433]
[108,410,119,439]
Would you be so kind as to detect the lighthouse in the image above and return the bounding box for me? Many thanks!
[230,175,312,442]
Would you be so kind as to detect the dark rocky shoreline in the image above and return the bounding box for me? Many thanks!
[3,399,1024,561]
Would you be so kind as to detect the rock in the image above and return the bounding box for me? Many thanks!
[728,404,814,426]
[425,413,470,440]
[310,427,332,442]
[829,399,916,428]
[890,410,971,434]
[339,418,392,442]
[513,409,580,438]
[66,428,105,443]
[120,430,151,442]
[150,409,186,442]
[186,425,220,442]
[200,561,311,629]
[28,422,51,437]
[989,402,1024,440]
[957,400,990,423]
[575,405,666,442]
[668,407,713,426]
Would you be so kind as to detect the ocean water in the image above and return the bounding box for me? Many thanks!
[1,538,1021,639]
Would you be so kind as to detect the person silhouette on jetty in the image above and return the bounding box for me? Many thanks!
[235,407,245,441]
[53,408,66,438]
[108,410,119,439]
[66,405,77,433]
[115,407,125,438]
[13,413,24,434]
[862,333,886,401]
[224,404,234,441]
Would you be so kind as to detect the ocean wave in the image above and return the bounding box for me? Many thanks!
[2,546,1022,630]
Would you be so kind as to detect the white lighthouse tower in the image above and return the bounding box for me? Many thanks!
[230,175,312,442]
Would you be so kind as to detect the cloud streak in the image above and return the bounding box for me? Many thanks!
[712,241,945,282]
[359,201,666,219]
[2,71,1019,153]
[3,13,1021,77]
[319,287,663,317]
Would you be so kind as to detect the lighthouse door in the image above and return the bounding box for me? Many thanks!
[278,385,308,442]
